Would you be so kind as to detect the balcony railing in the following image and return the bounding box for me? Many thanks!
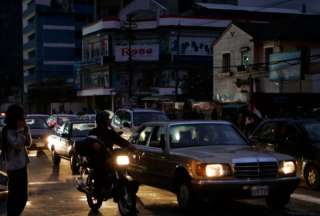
[23,22,35,35]
[23,3,36,18]
[23,39,36,51]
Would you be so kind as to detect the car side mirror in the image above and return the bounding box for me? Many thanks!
[122,122,131,128]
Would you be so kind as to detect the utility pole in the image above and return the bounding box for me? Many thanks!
[175,23,181,102]
[127,15,134,100]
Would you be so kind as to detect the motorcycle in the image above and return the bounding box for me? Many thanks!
[74,137,138,215]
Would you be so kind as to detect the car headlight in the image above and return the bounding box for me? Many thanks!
[196,163,231,178]
[116,155,130,166]
[279,161,296,176]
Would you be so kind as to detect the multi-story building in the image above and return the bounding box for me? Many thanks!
[78,0,234,110]
[213,18,320,115]
[22,0,94,113]
[0,0,23,109]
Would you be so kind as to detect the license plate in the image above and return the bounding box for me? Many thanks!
[251,186,269,197]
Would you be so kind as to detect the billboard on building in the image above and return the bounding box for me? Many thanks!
[170,36,215,56]
[115,44,159,62]
[269,51,301,81]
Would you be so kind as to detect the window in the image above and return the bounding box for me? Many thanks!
[303,122,320,143]
[133,112,168,127]
[149,126,166,148]
[121,111,131,125]
[72,123,96,137]
[28,33,35,41]
[28,50,36,58]
[137,127,153,146]
[265,47,274,65]
[275,123,301,156]
[252,122,279,142]
[169,124,247,148]
[222,53,231,73]
[112,111,122,127]
[241,51,249,68]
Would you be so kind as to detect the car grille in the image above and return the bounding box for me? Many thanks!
[234,162,278,179]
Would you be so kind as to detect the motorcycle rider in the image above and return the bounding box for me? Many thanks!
[88,111,134,195]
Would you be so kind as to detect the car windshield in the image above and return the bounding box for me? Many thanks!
[26,118,49,129]
[303,122,320,142]
[169,123,247,148]
[72,122,96,137]
[133,112,168,126]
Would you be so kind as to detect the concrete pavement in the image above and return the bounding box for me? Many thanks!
[1,150,320,215]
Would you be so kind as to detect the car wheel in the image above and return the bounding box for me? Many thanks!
[177,182,196,212]
[70,155,80,175]
[52,150,61,166]
[265,192,291,209]
[304,165,320,190]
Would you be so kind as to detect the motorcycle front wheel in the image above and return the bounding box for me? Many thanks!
[81,167,103,211]
[117,182,137,216]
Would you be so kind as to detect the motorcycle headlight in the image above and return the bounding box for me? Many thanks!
[279,161,296,176]
[116,155,130,166]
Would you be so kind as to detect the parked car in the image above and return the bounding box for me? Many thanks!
[26,115,53,149]
[111,108,169,140]
[47,120,96,174]
[128,121,299,211]
[250,118,320,189]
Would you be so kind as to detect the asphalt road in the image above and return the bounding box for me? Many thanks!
[1,150,320,216]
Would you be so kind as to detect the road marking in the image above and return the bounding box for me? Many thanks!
[29,181,61,186]
[292,193,320,205]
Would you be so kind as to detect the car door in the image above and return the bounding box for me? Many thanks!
[143,126,176,189]
[275,122,303,158]
[58,123,72,157]
[250,121,280,151]
[129,126,154,185]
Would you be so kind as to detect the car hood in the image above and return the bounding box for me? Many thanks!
[30,129,53,137]
[171,145,293,164]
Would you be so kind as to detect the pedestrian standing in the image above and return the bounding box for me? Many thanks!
[1,104,31,216]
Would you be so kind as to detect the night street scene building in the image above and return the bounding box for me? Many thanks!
[213,17,320,116]
[0,0,23,110]
[22,0,94,113]
[78,0,316,111]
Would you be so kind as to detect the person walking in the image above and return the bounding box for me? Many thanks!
[1,104,31,216]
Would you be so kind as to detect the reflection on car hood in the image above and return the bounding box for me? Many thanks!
[171,145,293,164]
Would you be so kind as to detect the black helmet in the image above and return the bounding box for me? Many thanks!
[96,111,110,125]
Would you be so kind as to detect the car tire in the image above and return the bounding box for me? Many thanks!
[304,165,320,190]
[70,155,80,175]
[177,182,196,212]
[52,150,61,166]
[265,192,291,209]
